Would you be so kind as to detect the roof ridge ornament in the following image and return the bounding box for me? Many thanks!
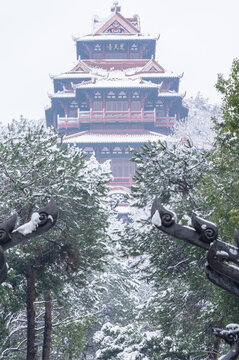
[111,0,121,13]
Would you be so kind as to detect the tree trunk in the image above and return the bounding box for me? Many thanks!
[42,289,52,360]
[212,337,221,360]
[26,249,42,360]
[0,246,7,283]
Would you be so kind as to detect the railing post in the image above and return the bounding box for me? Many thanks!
[128,108,131,120]
[90,108,93,120]
[141,108,144,121]
[154,108,156,122]
[103,108,106,120]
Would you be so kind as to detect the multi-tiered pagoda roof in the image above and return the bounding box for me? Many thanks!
[46,2,188,213]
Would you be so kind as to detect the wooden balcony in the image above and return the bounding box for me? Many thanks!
[57,109,176,129]
[109,177,134,188]
[155,117,176,127]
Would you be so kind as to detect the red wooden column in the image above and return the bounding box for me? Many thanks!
[128,92,131,120]
[154,108,156,122]
[103,91,106,118]
[128,107,131,120]
[77,108,80,128]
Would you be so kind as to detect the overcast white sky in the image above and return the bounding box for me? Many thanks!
[0,0,238,123]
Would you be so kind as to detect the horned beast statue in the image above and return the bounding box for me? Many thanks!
[0,198,58,284]
[151,198,239,360]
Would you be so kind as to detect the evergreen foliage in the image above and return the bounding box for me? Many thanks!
[201,59,239,237]
[113,81,239,359]
[1,60,238,359]
[0,119,111,359]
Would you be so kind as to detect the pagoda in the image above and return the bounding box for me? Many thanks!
[45,2,188,209]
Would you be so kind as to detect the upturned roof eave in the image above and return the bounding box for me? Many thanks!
[49,91,75,99]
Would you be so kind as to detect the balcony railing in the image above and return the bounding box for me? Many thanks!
[109,177,134,187]
[57,109,176,129]
[155,117,176,127]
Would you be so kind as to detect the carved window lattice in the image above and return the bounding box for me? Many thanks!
[93,102,102,111]
[105,21,129,34]
[107,91,116,99]
[131,101,140,111]
[111,158,135,179]
[69,101,78,109]
[106,101,128,111]
[80,102,88,109]
[94,91,102,99]
[146,101,154,108]
[130,43,138,51]
[68,101,78,117]
[113,146,123,154]
[118,91,127,99]
[101,147,111,155]
[155,100,163,109]
[84,147,94,154]
[94,44,102,52]
[132,91,140,99]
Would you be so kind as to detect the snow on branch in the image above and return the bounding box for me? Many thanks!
[0,198,58,285]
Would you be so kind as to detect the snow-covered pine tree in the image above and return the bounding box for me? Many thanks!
[200,59,239,238]
[116,89,239,358]
[0,119,112,359]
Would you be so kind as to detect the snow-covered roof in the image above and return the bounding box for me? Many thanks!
[51,70,180,82]
[74,71,161,89]
[91,5,141,35]
[73,34,158,42]
[63,130,168,144]
[52,73,92,80]
[92,14,112,34]
[84,59,148,68]
[75,80,159,89]
[49,91,75,99]
[50,85,183,99]
[158,91,185,98]
[142,73,181,79]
